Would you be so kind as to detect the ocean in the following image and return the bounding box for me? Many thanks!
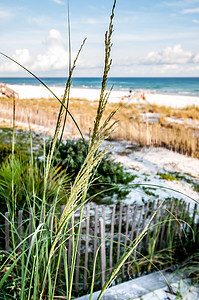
[1,77,199,96]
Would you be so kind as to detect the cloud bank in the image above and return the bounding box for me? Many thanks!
[142,45,193,64]
[0,29,68,72]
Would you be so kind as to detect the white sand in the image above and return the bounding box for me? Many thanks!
[102,140,199,208]
[6,84,199,108]
[7,84,125,102]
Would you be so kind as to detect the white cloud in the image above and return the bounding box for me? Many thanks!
[192,19,199,23]
[181,7,199,13]
[0,49,32,72]
[143,51,162,64]
[142,45,193,64]
[31,29,68,71]
[160,64,184,74]
[0,29,69,73]
[47,29,62,42]
[187,65,199,72]
[51,0,65,5]
[13,49,32,65]
[193,52,199,62]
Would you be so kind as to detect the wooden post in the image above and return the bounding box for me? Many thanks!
[122,204,130,277]
[100,219,106,288]
[138,202,149,253]
[145,201,155,248]
[75,224,82,293]
[166,200,174,248]
[109,205,116,273]
[128,204,138,263]
[117,203,123,262]
[135,205,144,258]
[191,203,198,231]
[171,200,180,245]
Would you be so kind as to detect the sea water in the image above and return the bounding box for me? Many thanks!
[1,77,199,96]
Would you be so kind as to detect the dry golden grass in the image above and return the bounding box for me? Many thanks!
[0,97,199,158]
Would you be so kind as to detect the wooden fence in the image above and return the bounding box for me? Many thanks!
[0,83,19,99]
[3,199,199,295]
[0,100,199,158]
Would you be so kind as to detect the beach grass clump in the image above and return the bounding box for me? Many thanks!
[157,172,178,181]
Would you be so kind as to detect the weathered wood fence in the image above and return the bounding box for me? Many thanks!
[0,83,19,99]
[0,99,199,158]
[3,199,199,294]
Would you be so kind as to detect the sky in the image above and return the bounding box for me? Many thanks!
[1,0,199,77]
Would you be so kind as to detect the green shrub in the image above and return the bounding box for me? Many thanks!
[157,172,177,181]
[48,139,136,203]
[0,144,29,166]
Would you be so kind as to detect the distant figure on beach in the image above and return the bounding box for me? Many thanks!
[141,91,146,100]
[125,90,133,104]
[121,89,133,103]
[128,90,132,98]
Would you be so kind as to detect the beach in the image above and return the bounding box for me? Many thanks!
[0,82,198,209]
[6,83,199,108]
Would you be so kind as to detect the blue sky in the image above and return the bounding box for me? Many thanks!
[1,0,199,77]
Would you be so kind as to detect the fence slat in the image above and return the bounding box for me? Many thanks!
[166,201,174,247]
[135,205,144,258]
[145,201,155,248]
[128,204,138,263]
[75,223,82,293]
[138,201,149,253]
[58,205,65,283]
[122,204,130,277]
[152,201,160,242]
[171,200,180,245]
[130,204,138,241]
[109,205,116,273]
[159,203,169,249]
[155,203,164,251]
[93,205,99,263]
[117,203,123,263]
[176,201,185,240]
[191,203,198,229]
[84,205,90,291]
[100,218,106,288]
[185,203,190,233]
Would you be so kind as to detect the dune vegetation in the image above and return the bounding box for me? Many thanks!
[0,0,198,299]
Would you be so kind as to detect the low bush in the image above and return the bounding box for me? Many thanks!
[0,143,29,165]
[48,139,136,203]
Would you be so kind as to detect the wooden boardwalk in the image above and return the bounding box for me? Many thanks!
[0,83,19,99]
